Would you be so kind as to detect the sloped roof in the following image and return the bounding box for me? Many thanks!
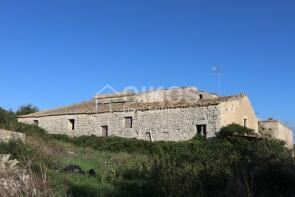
[19,94,246,118]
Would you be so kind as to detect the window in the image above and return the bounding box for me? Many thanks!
[199,94,203,100]
[125,117,133,128]
[244,118,248,127]
[196,124,207,138]
[68,119,75,131]
[33,120,39,126]
[101,126,108,137]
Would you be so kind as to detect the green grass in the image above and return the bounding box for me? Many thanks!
[47,170,115,197]
[30,136,152,196]
[1,108,295,196]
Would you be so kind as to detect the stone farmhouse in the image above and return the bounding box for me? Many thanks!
[18,87,292,147]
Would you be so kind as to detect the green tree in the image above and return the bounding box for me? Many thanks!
[16,104,39,116]
[217,123,256,138]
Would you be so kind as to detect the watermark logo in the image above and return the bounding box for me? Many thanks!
[95,85,200,105]
[95,84,120,96]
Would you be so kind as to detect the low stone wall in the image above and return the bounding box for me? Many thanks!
[0,130,25,143]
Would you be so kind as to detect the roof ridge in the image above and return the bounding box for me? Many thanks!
[18,94,246,118]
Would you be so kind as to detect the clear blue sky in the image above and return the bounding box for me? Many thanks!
[0,0,294,129]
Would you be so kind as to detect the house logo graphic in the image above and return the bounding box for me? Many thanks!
[95,84,120,96]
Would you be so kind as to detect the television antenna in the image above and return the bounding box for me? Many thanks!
[212,66,222,94]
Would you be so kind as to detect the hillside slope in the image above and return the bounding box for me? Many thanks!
[1,107,295,197]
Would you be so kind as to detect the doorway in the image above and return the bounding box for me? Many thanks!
[196,124,207,138]
[101,126,108,137]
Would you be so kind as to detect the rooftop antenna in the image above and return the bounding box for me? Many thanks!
[212,66,222,94]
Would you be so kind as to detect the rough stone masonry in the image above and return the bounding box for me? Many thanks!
[17,87,292,148]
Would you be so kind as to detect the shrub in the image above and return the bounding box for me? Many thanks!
[217,124,256,138]
[1,106,295,196]
[16,104,39,116]
[0,108,17,130]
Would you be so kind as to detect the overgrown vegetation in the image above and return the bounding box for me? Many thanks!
[16,104,39,116]
[0,107,295,196]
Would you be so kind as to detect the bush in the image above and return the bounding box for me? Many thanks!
[1,106,295,196]
[0,108,17,130]
[0,140,33,160]
[217,124,256,137]
[16,104,39,116]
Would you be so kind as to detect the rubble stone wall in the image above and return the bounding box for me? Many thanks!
[0,130,25,143]
[18,105,221,141]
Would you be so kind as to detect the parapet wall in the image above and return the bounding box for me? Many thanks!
[94,87,216,105]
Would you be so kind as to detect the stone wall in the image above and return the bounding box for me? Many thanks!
[18,95,260,141]
[138,87,199,103]
[94,87,218,105]
[18,105,221,141]
[219,96,258,132]
[0,130,25,143]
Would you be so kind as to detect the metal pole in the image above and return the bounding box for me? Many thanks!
[218,71,221,94]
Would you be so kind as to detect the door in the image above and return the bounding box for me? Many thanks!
[101,126,108,137]
[196,124,207,138]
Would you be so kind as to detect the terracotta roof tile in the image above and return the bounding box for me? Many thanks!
[19,94,245,118]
